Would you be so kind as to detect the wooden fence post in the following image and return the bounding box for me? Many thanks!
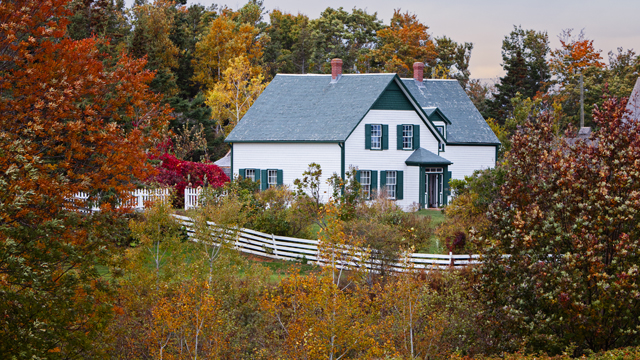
[272,234,278,257]
[449,251,454,267]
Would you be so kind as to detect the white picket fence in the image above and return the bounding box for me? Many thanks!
[184,187,202,210]
[70,187,205,211]
[70,188,171,212]
[171,214,480,270]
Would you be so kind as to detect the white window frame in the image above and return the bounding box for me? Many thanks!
[386,171,396,200]
[360,170,371,199]
[268,169,278,187]
[245,169,256,182]
[371,124,382,150]
[402,125,413,150]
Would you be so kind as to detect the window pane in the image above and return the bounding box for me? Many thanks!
[371,124,381,149]
[268,170,277,185]
[403,125,413,149]
[246,169,255,181]
[386,171,396,199]
[360,170,371,199]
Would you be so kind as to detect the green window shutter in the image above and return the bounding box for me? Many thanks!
[396,171,404,200]
[397,125,403,150]
[277,169,283,186]
[380,170,387,189]
[413,125,420,149]
[365,124,372,149]
[355,170,361,183]
[254,169,261,182]
[261,170,268,190]
[382,125,389,150]
[239,168,245,180]
[371,170,378,196]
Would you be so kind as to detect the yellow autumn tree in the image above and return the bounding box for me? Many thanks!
[192,13,265,89]
[261,201,393,359]
[205,55,267,135]
[150,281,227,359]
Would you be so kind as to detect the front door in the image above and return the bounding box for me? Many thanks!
[423,168,443,208]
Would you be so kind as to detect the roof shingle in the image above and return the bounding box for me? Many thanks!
[226,74,396,142]
[402,79,500,144]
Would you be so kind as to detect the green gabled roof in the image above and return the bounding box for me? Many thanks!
[371,80,414,110]
[424,107,451,124]
[405,148,452,166]
[402,79,500,144]
[226,74,399,143]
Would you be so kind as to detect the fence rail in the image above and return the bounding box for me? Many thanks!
[171,214,480,270]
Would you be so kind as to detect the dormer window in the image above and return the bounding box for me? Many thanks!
[436,126,445,138]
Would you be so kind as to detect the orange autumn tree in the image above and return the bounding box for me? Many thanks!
[372,9,437,77]
[0,0,171,357]
[548,29,606,128]
[549,29,606,87]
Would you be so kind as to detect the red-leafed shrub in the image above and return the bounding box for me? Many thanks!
[151,153,229,208]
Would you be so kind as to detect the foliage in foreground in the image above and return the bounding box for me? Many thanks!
[476,96,640,355]
[0,0,169,357]
[104,201,496,359]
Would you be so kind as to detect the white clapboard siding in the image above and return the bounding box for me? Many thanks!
[345,110,442,210]
[441,145,496,180]
[233,143,342,203]
[171,214,480,271]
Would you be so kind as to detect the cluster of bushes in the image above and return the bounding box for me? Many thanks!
[149,152,230,208]
[85,200,640,359]
[84,202,495,359]
[199,165,435,273]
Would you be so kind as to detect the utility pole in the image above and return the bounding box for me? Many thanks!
[580,72,585,128]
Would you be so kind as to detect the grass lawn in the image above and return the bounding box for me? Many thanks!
[415,209,447,254]
[416,209,446,226]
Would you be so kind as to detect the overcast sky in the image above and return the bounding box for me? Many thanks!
[129,0,640,80]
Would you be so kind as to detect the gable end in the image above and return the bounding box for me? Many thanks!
[371,81,414,111]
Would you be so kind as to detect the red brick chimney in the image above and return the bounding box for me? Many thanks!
[413,62,424,82]
[331,58,343,81]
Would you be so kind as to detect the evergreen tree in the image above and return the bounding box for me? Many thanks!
[66,0,130,62]
[263,10,313,76]
[431,36,473,87]
[309,7,383,74]
[484,26,550,123]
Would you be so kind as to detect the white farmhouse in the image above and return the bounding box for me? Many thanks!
[225,59,500,209]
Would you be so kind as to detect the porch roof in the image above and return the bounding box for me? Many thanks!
[405,148,452,166]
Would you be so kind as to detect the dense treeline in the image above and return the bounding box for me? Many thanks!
[478,26,640,151]
[64,0,474,161]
